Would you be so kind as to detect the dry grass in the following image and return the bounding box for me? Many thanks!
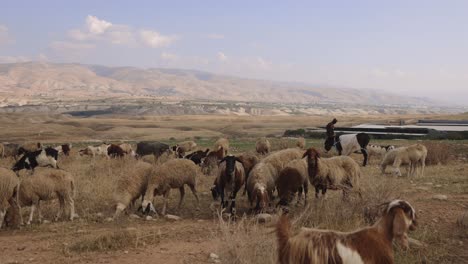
[423,142,451,165]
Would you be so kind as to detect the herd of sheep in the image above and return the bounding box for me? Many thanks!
[0,135,429,263]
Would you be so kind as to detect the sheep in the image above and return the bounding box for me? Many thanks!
[2,143,20,160]
[367,144,395,163]
[0,168,20,229]
[202,147,225,175]
[119,143,135,156]
[107,144,125,158]
[0,143,4,158]
[18,168,76,225]
[18,142,42,155]
[237,153,259,195]
[211,155,245,215]
[276,199,417,264]
[54,144,72,156]
[296,137,306,149]
[142,159,200,215]
[214,138,229,157]
[185,148,210,165]
[79,144,109,158]
[256,137,271,155]
[173,140,197,158]
[380,144,427,177]
[303,147,361,199]
[276,159,309,206]
[246,148,303,211]
[113,161,153,219]
[12,147,59,173]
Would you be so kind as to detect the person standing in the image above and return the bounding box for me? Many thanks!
[326,118,337,139]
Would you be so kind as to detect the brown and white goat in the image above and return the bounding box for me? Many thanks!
[211,155,245,215]
[277,199,417,264]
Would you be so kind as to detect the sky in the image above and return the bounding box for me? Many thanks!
[0,0,467,105]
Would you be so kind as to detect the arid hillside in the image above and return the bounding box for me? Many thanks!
[0,62,438,106]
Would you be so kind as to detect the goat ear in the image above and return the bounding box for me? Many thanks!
[219,157,226,164]
[235,157,243,164]
[302,150,309,158]
[392,208,410,249]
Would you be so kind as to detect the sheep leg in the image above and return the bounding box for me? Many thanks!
[229,191,238,215]
[315,186,320,198]
[0,209,6,229]
[393,158,402,177]
[67,196,76,221]
[177,187,186,210]
[27,205,35,225]
[36,201,43,224]
[303,182,309,206]
[188,184,200,209]
[55,196,65,221]
[161,191,170,216]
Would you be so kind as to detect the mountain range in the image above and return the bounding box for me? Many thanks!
[0,62,436,106]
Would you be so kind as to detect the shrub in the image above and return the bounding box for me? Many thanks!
[423,142,451,165]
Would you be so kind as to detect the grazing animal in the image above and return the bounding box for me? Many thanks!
[79,144,109,158]
[142,159,200,215]
[381,144,427,177]
[237,153,259,195]
[18,142,42,156]
[119,143,135,156]
[12,147,59,172]
[296,137,306,149]
[211,155,245,214]
[202,147,225,175]
[2,143,20,160]
[19,168,76,225]
[303,147,361,199]
[54,144,72,156]
[367,144,395,163]
[277,159,309,206]
[0,168,20,229]
[172,141,197,158]
[185,149,210,165]
[214,138,229,158]
[276,199,417,264]
[256,137,271,155]
[107,144,125,158]
[324,133,370,166]
[113,161,153,219]
[136,141,171,160]
[246,148,303,212]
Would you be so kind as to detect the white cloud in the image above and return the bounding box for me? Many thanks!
[140,30,175,48]
[217,52,227,61]
[0,25,13,45]
[0,56,29,63]
[86,15,112,35]
[207,34,225,39]
[68,29,89,41]
[161,52,178,60]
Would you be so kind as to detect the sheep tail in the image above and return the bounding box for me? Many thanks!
[276,213,291,260]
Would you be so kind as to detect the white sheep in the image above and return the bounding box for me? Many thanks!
[247,148,303,211]
[0,168,20,229]
[296,137,306,149]
[380,144,427,177]
[19,168,77,225]
[113,161,153,219]
[303,147,361,199]
[142,159,200,215]
[255,137,271,155]
[173,140,197,158]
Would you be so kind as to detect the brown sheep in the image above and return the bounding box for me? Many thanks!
[255,137,271,155]
[277,159,309,206]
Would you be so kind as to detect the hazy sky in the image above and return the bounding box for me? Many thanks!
[1,1,467,105]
